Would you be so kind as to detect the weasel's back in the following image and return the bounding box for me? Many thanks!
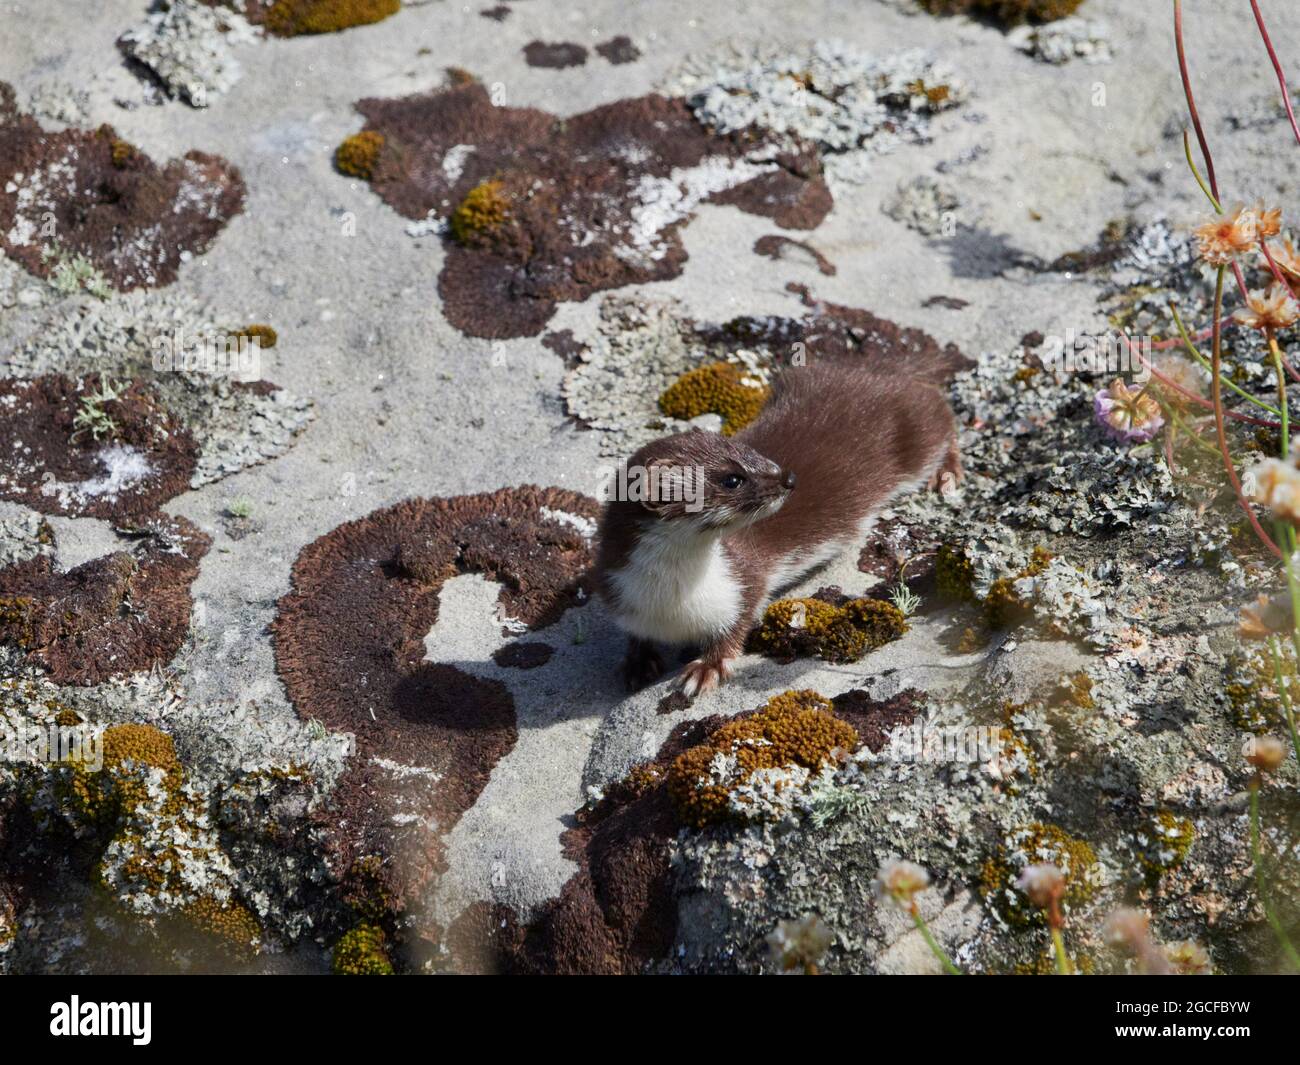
[733,360,956,558]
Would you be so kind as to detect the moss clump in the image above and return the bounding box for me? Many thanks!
[449,180,510,246]
[332,923,395,975]
[658,362,771,436]
[335,130,385,180]
[230,324,278,349]
[1136,811,1194,884]
[982,546,1052,628]
[979,822,1099,929]
[0,595,38,649]
[63,723,183,824]
[109,139,137,169]
[1225,650,1296,733]
[264,0,401,37]
[751,596,908,664]
[184,896,262,957]
[667,690,858,828]
[916,0,1085,25]
[1014,950,1096,975]
[935,544,976,601]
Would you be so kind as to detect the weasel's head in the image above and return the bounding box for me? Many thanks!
[614,429,796,532]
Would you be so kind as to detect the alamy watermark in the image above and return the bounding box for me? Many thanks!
[0,722,103,771]
[599,462,705,513]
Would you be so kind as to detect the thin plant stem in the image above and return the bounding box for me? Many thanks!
[1174,0,1220,202]
[1183,130,1221,213]
[1123,332,1281,428]
[1050,926,1073,975]
[1249,0,1300,149]
[1267,637,1300,766]
[909,904,960,975]
[1170,301,1282,415]
[1209,265,1282,557]
[1250,782,1300,970]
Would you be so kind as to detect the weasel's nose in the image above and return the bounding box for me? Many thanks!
[781,470,797,490]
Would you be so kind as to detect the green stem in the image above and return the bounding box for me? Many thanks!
[1182,128,1222,214]
[1267,637,1300,767]
[1050,926,1073,975]
[1271,334,1291,457]
[1250,783,1300,971]
[1163,403,1222,457]
[910,907,960,975]
[1169,301,1282,416]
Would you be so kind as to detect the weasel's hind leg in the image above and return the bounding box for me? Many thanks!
[928,433,963,494]
[621,637,666,691]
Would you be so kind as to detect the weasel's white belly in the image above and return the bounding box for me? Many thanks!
[608,529,741,645]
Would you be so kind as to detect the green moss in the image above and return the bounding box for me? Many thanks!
[264,0,401,37]
[335,130,385,180]
[449,179,510,246]
[667,690,858,828]
[658,362,771,436]
[751,596,909,664]
[978,822,1099,929]
[1136,811,1194,884]
[332,923,395,975]
[915,0,1085,25]
[935,544,976,601]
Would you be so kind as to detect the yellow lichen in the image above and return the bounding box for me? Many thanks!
[449,179,510,246]
[935,544,976,601]
[110,139,136,168]
[658,362,771,436]
[1136,811,1194,883]
[264,0,401,37]
[332,922,395,975]
[667,690,858,828]
[751,596,908,664]
[335,130,385,180]
[978,822,1099,929]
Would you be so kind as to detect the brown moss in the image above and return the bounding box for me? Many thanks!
[667,690,858,828]
[916,0,1085,25]
[448,179,510,246]
[751,595,908,664]
[184,896,262,957]
[230,324,278,349]
[264,0,401,37]
[658,362,771,436]
[335,130,385,180]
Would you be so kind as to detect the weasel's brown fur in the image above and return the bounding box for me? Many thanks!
[595,358,962,696]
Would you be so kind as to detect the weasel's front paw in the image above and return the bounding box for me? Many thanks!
[679,656,734,699]
[621,641,666,691]
[929,440,964,495]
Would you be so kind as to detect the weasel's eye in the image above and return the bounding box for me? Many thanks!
[720,473,746,490]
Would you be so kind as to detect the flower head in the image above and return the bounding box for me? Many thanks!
[1244,734,1288,774]
[1271,237,1300,284]
[1249,456,1300,525]
[873,859,930,908]
[1233,282,1300,332]
[1253,202,1283,240]
[1094,378,1164,443]
[1015,863,1065,909]
[1164,940,1211,976]
[1195,205,1259,265]
[1238,592,1294,642]
[1102,907,1152,952]
[765,914,834,974]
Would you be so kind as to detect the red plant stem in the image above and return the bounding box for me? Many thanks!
[1122,334,1281,427]
[1250,0,1300,149]
[1175,0,1220,201]
[1210,269,1281,558]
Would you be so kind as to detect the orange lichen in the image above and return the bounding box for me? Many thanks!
[658,362,770,436]
[335,130,385,180]
[264,0,401,37]
[667,690,858,828]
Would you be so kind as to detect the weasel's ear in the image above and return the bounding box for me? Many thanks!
[637,460,693,520]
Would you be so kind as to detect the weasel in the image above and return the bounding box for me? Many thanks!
[594,357,963,697]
